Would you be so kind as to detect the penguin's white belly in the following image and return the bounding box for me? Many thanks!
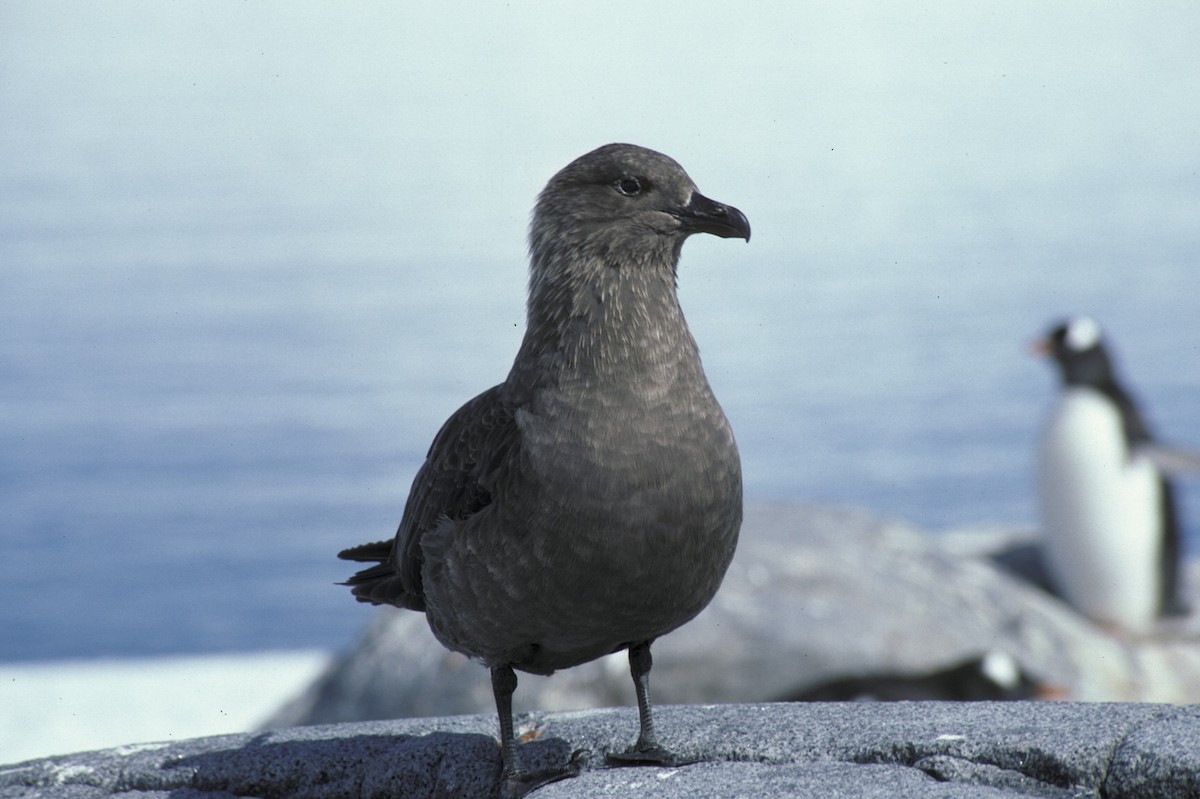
[1037,388,1163,630]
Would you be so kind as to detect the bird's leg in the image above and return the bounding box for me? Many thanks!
[628,641,662,752]
[491,665,582,799]
[493,665,521,784]
[606,641,697,767]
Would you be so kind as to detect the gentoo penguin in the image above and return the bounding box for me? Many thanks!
[1034,316,1189,631]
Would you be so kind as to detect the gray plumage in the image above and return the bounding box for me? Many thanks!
[340,143,749,796]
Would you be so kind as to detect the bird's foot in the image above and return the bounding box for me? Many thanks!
[499,749,588,799]
[605,744,697,768]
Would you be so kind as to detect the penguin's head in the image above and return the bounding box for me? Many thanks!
[1033,316,1115,387]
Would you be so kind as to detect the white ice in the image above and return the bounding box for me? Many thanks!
[0,650,330,765]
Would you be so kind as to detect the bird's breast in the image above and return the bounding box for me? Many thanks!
[1037,387,1164,629]
[1039,388,1132,477]
[518,373,740,506]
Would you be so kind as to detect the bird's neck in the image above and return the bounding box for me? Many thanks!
[508,255,701,390]
[1061,350,1116,389]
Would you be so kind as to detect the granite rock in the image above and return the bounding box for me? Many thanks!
[3,702,1200,798]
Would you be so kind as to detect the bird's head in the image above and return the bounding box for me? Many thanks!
[1033,316,1115,386]
[528,143,750,275]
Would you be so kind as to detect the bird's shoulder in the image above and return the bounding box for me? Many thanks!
[419,383,527,501]
[392,383,522,587]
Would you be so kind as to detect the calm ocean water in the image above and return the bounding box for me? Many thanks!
[2,3,1198,661]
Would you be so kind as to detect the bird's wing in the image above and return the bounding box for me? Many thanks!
[1137,443,1200,476]
[339,384,519,610]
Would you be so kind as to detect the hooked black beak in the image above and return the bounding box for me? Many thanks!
[674,191,751,242]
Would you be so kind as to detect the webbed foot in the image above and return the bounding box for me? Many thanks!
[499,748,587,798]
[605,744,697,768]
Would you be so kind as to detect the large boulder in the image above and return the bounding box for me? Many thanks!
[3,702,1199,798]
[268,503,1200,729]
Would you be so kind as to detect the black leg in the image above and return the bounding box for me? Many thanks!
[606,641,696,767]
[492,665,522,785]
[629,640,661,752]
[491,665,582,799]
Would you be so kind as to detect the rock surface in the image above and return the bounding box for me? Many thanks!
[4,702,1200,798]
[269,503,1200,729]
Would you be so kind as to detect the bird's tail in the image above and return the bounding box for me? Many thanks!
[337,540,426,611]
[338,540,394,564]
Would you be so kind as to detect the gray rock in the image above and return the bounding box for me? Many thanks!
[270,503,1200,730]
[3,702,1199,798]
[1106,711,1200,798]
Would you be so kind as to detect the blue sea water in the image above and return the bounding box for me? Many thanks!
[2,2,1198,661]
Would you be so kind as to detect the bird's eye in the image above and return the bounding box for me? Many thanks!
[613,176,644,197]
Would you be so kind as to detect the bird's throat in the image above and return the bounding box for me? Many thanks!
[514,261,699,389]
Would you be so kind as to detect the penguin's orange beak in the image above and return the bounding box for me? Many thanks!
[1030,337,1052,357]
